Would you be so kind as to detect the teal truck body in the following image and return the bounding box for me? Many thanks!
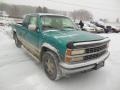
[13,13,110,80]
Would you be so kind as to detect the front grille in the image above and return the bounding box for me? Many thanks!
[86,44,107,53]
[71,43,108,64]
[83,44,107,61]
[84,50,106,61]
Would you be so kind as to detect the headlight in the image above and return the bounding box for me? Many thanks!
[65,49,85,63]
[71,49,85,55]
[66,49,85,55]
[65,55,84,63]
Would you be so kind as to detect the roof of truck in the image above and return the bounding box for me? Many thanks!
[25,13,67,17]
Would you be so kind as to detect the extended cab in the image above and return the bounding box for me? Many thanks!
[13,13,110,80]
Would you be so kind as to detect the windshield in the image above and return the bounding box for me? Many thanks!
[41,16,78,31]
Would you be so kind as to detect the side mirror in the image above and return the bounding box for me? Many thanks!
[22,23,28,27]
[28,24,37,31]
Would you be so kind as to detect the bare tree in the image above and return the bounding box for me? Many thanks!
[70,11,78,21]
[99,18,108,23]
[36,6,42,13]
[10,5,21,18]
[0,3,4,11]
[116,18,119,23]
[70,9,93,21]
[43,7,48,13]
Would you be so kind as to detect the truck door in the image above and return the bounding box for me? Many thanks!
[16,15,30,40]
[23,15,40,56]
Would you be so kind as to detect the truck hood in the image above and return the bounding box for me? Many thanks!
[43,29,104,45]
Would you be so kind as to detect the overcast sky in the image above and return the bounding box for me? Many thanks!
[1,0,120,21]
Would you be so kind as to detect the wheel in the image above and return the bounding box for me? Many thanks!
[14,34,22,48]
[42,51,61,80]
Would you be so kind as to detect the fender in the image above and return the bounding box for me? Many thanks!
[41,43,62,61]
[41,43,58,54]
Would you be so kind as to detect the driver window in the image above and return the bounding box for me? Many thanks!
[29,16,37,25]
[28,16,37,31]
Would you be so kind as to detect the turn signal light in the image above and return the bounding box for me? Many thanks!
[65,57,71,63]
[66,49,72,56]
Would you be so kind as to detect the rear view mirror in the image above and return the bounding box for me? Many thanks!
[28,24,37,31]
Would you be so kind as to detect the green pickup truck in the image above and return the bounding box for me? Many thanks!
[13,13,110,80]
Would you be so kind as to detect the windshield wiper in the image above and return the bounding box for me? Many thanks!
[42,25,57,30]
[63,26,75,29]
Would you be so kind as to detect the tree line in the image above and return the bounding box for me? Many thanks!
[0,3,93,21]
[70,9,93,21]
[0,3,65,18]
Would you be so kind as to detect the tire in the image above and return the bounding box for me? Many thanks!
[14,34,22,48]
[42,51,61,80]
[13,32,16,40]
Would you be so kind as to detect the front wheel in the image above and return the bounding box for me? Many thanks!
[42,51,61,80]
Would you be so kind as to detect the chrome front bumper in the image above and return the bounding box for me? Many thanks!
[59,51,110,75]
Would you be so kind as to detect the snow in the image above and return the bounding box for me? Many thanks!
[0,26,120,90]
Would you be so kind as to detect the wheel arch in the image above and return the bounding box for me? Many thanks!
[40,43,61,63]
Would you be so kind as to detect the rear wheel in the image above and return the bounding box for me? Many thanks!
[13,31,16,40]
[42,51,61,80]
[14,34,22,48]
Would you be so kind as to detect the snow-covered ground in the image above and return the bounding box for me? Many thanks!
[0,26,120,90]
